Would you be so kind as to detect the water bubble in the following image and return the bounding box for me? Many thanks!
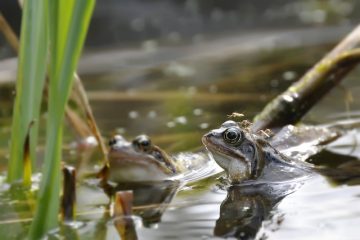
[175,116,187,125]
[142,40,158,53]
[192,34,204,44]
[167,32,181,43]
[270,79,279,88]
[193,108,203,116]
[283,71,297,81]
[211,8,223,22]
[185,0,199,14]
[147,110,157,119]
[115,127,126,134]
[209,85,218,93]
[84,136,98,147]
[299,9,326,24]
[199,123,209,129]
[187,86,197,95]
[167,121,176,128]
[283,95,294,103]
[165,62,195,78]
[130,18,145,32]
[129,111,139,119]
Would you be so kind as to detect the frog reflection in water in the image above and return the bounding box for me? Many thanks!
[214,183,294,239]
[202,120,338,184]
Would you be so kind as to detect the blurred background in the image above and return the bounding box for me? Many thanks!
[0,0,360,151]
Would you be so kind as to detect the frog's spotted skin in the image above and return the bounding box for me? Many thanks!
[202,120,321,184]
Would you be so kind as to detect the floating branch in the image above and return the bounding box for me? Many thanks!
[253,24,360,131]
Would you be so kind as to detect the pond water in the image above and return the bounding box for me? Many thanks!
[1,4,360,239]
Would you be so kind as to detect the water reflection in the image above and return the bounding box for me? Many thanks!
[104,180,180,227]
[214,182,303,239]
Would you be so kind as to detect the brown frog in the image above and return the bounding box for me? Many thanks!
[108,134,184,182]
[201,120,340,184]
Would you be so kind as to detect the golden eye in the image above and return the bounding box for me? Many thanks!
[223,127,243,144]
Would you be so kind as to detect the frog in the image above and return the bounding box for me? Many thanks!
[202,120,340,184]
[108,134,181,182]
[108,134,217,182]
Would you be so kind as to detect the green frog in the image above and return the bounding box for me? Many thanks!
[108,134,217,182]
[202,120,340,184]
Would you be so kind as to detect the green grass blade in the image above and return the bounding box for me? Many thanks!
[7,0,48,182]
[28,0,95,238]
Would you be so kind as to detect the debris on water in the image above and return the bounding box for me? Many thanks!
[227,112,244,119]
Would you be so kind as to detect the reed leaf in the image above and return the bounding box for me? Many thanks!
[7,0,48,183]
[28,0,95,239]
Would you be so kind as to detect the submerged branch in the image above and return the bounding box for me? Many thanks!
[253,24,360,131]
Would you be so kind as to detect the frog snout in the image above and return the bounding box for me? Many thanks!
[202,130,219,144]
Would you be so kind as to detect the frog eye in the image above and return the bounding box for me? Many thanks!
[223,127,243,144]
[108,135,122,147]
[133,135,152,152]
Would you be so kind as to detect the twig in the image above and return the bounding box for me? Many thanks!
[253,24,360,131]
[0,13,19,51]
[61,166,76,221]
[72,74,108,161]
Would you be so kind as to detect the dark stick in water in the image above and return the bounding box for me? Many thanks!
[61,166,76,221]
[253,24,360,131]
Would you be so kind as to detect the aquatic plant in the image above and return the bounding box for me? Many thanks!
[6,0,95,238]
